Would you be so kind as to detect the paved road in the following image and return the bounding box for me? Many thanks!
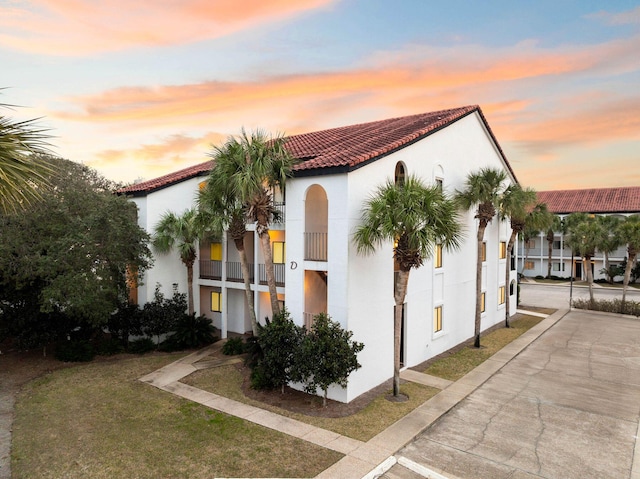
[520,281,640,310]
[388,310,640,479]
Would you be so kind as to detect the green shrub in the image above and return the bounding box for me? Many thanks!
[95,338,125,356]
[222,337,246,356]
[572,298,640,317]
[127,337,156,354]
[171,314,217,349]
[55,340,95,362]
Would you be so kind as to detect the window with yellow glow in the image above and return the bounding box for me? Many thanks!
[482,242,487,262]
[434,305,443,333]
[210,242,222,261]
[481,292,486,313]
[198,181,207,190]
[435,244,443,268]
[273,242,285,264]
[499,241,507,259]
[499,286,506,305]
[211,291,222,312]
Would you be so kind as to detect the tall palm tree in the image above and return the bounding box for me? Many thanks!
[152,208,207,316]
[210,129,295,317]
[1,101,54,214]
[198,152,259,335]
[596,215,622,284]
[618,215,640,306]
[354,175,462,397]
[456,167,508,348]
[564,213,605,306]
[499,185,537,327]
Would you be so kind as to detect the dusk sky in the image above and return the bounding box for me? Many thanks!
[2,0,639,190]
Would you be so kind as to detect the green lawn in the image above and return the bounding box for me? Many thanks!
[12,354,342,479]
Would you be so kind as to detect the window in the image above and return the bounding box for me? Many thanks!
[482,242,487,262]
[499,286,506,305]
[198,181,207,190]
[525,239,535,249]
[435,178,443,192]
[510,279,516,296]
[394,162,406,186]
[210,242,222,261]
[553,263,565,272]
[499,241,507,259]
[552,240,562,250]
[434,305,443,333]
[524,261,535,270]
[481,292,486,313]
[272,241,286,264]
[435,244,443,268]
[211,291,222,312]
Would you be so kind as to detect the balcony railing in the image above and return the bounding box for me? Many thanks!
[199,260,222,280]
[226,261,254,282]
[273,202,286,224]
[258,263,285,286]
[304,232,328,261]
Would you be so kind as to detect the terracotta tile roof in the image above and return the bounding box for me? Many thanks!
[117,160,212,196]
[287,105,516,180]
[118,105,516,195]
[537,187,640,214]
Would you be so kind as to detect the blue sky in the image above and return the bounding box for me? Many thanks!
[2,0,639,189]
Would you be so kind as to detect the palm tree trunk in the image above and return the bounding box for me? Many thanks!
[622,249,636,307]
[505,231,517,328]
[585,255,594,306]
[474,225,486,348]
[258,229,281,317]
[546,231,553,278]
[235,238,258,335]
[393,269,410,397]
[604,251,611,283]
[186,261,195,316]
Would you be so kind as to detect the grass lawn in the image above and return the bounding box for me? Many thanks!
[183,366,438,442]
[423,314,545,381]
[12,354,342,479]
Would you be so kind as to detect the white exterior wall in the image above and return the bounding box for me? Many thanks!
[131,178,203,311]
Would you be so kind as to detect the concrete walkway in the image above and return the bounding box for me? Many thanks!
[139,308,576,478]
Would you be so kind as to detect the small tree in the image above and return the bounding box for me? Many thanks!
[141,284,187,345]
[292,313,364,407]
[251,309,304,392]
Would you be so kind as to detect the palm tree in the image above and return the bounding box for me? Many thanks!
[499,185,537,327]
[456,167,508,348]
[596,215,622,284]
[152,208,208,316]
[564,213,605,306]
[210,129,295,317]
[1,100,54,214]
[618,215,640,307]
[354,175,462,397]
[198,150,258,335]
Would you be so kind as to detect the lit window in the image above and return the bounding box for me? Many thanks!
[499,241,507,259]
[481,292,486,313]
[434,306,443,333]
[499,286,506,305]
[482,242,487,262]
[198,181,207,190]
[210,242,222,261]
[524,261,535,270]
[211,291,222,312]
[435,244,443,268]
[272,242,286,264]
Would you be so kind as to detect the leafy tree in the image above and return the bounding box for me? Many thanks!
[0,97,54,214]
[618,215,640,306]
[596,215,622,284]
[291,313,364,407]
[250,309,304,392]
[206,129,295,318]
[354,175,461,397]
[565,213,605,306]
[0,157,152,335]
[455,167,507,348]
[152,208,208,315]
[198,150,258,334]
[499,185,537,327]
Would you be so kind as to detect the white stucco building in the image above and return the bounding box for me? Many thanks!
[120,105,519,403]
[518,187,640,280]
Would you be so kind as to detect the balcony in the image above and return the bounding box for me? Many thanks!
[199,260,222,280]
[226,261,254,282]
[258,263,285,287]
[273,202,286,224]
[304,232,328,261]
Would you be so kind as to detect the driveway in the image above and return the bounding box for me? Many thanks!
[390,310,640,479]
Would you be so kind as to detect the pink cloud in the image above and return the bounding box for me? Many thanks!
[0,0,336,55]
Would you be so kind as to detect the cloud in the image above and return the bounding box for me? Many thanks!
[0,0,337,55]
[586,6,640,26]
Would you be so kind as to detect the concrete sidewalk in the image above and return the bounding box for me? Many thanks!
[139,308,569,478]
